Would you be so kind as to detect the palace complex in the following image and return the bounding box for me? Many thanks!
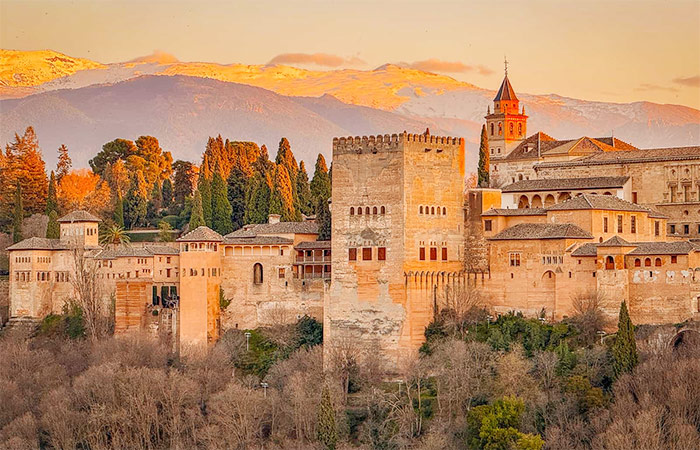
[5,71,700,369]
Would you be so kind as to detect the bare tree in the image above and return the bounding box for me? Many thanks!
[69,247,106,341]
[570,290,609,345]
[438,284,485,340]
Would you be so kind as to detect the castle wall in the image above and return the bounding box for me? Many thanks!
[178,245,221,349]
[9,249,75,317]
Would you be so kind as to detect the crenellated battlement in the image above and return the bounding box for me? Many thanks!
[332,131,464,156]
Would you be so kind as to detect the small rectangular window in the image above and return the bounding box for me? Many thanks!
[349,248,357,261]
[671,224,676,234]
[484,220,492,232]
[362,248,372,261]
[671,255,678,264]
[509,253,521,267]
[655,221,660,236]
[441,247,448,261]
[631,216,636,234]
[684,224,690,235]
[419,247,425,261]
[617,215,623,233]
[278,268,285,278]
[430,247,437,261]
[603,217,608,233]
[378,247,386,261]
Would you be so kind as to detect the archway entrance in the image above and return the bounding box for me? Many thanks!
[518,195,530,209]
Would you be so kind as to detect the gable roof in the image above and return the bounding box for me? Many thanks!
[58,210,102,223]
[176,226,223,242]
[489,223,592,240]
[94,245,179,259]
[598,236,633,247]
[225,221,318,239]
[501,176,629,193]
[535,146,700,168]
[494,75,518,101]
[627,241,697,256]
[571,243,599,257]
[6,237,68,251]
[482,208,547,216]
[546,194,665,216]
[295,240,331,249]
[504,133,638,162]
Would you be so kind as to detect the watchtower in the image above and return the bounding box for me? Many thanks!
[485,60,527,159]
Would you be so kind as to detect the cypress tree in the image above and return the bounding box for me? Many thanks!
[124,173,148,229]
[227,167,248,230]
[269,165,296,221]
[244,174,271,224]
[46,171,58,215]
[189,189,206,229]
[310,154,331,214]
[162,178,173,208]
[46,210,60,239]
[478,124,490,187]
[316,384,337,450]
[296,161,313,216]
[199,176,213,227]
[316,196,331,241]
[612,301,638,378]
[12,184,23,243]
[211,172,233,234]
[114,195,125,228]
[56,144,72,182]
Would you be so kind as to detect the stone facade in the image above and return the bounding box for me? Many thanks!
[328,131,465,370]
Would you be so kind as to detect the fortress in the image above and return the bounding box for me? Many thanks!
[5,70,700,370]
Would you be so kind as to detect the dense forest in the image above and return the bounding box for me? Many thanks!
[0,127,332,243]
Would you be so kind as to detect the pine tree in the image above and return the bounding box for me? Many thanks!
[198,176,213,227]
[244,174,271,224]
[113,195,125,228]
[478,124,490,187]
[296,161,313,216]
[227,167,248,230]
[46,210,60,239]
[269,165,296,221]
[124,173,148,229]
[189,189,206,229]
[317,384,337,450]
[12,184,23,243]
[6,127,49,215]
[612,301,638,378]
[316,196,331,241]
[162,178,173,208]
[46,171,58,215]
[310,154,331,214]
[211,172,233,234]
[56,144,72,182]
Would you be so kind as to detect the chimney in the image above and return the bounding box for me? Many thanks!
[268,214,281,224]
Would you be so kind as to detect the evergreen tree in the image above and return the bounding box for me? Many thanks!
[113,195,125,228]
[124,173,148,228]
[198,176,213,227]
[316,196,331,241]
[46,171,58,215]
[161,178,173,208]
[46,210,60,239]
[310,154,331,213]
[227,167,248,230]
[3,127,49,216]
[211,172,233,235]
[12,184,23,243]
[189,189,206,229]
[244,174,271,224]
[478,124,490,187]
[269,165,296,221]
[56,144,72,182]
[173,160,197,206]
[316,384,337,450]
[275,138,299,214]
[157,220,174,242]
[296,161,313,216]
[612,301,638,378]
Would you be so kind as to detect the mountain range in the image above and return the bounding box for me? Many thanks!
[1,49,699,169]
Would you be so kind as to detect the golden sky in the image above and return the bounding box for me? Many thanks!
[2,0,699,108]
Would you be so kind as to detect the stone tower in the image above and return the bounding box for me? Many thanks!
[327,130,465,372]
[485,62,527,160]
[177,226,223,350]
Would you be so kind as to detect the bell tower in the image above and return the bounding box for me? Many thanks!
[485,58,527,159]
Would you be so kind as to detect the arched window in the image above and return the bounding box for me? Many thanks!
[350,207,354,215]
[644,258,652,267]
[518,123,522,136]
[373,206,377,215]
[419,206,423,214]
[431,207,435,215]
[518,174,523,181]
[655,258,662,267]
[634,258,641,267]
[437,207,441,215]
[380,206,385,214]
[498,122,503,135]
[490,123,494,135]
[253,263,263,284]
[509,123,514,134]
[358,207,362,215]
[605,256,615,270]
[364,207,369,215]
[442,207,446,215]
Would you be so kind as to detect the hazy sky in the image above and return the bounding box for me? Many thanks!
[2,0,699,108]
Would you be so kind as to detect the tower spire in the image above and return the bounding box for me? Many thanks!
[504,55,508,77]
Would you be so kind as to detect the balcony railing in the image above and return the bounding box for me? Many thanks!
[295,255,331,263]
[296,271,331,280]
